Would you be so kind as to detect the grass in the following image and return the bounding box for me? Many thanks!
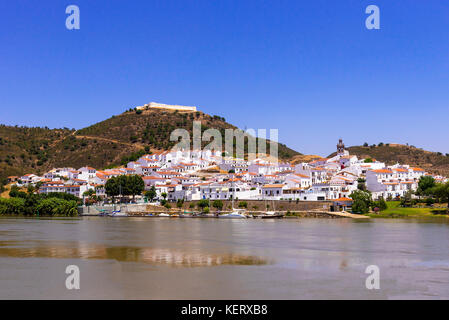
[367,201,449,218]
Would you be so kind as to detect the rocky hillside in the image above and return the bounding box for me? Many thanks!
[328,143,449,176]
[0,108,300,182]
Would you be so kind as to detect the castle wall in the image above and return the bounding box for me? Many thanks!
[136,102,197,112]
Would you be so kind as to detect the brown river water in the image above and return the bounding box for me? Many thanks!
[0,216,448,299]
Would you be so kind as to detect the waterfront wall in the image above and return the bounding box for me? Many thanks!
[79,201,331,215]
[180,200,331,212]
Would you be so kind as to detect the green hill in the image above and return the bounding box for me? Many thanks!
[0,108,300,182]
[328,143,449,176]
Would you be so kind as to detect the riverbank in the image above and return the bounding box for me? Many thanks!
[366,201,449,218]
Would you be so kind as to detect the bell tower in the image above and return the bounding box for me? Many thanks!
[337,139,345,155]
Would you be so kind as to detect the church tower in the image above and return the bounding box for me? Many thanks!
[337,139,345,155]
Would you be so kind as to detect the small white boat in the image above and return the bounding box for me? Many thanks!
[218,209,247,219]
[218,177,248,219]
[158,213,170,217]
[108,211,128,217]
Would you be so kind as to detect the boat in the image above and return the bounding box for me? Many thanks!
[218,210,248,219]
[108,210,128,217]
[259,212,284,219]
[179,213,195,218]
[180,210,196,218]
[218,179,248,219]
[95,208,111,216]
[158,213,170,217]
[256,200,284,219]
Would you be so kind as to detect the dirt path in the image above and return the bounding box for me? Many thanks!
[0,184,12,198]
[74,134,144,149]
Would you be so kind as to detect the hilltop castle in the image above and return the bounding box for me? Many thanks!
[136,102,197,112]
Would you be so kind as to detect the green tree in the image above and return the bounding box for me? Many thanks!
[0,197,25,215]
[144,186,157,202]
[352,199,369,214]
[400,190,414,207]
[349,190,372,214]
[105,177,120,202]
[417,176,436,196]
[433,182,449,208]
[36,198,78,216]
[357,178,367,191]
[9,185,27,199]
[212,200,223,210]
[83,188,95,198]
[27,184,36,194]
[372,197,387,211]
[197,199,209,209]
[127,175,145,200]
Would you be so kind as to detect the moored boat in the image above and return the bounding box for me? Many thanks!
[259,213,284,219]
[108,210,128,217]
[158,213,170,217]
[218,209,248,219]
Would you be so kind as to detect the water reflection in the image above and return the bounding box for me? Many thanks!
[0,242,270,267]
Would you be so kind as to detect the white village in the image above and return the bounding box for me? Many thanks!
[8,135,447,215]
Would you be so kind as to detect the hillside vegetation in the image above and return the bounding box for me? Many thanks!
[328,143,449,176]
[0,108,300,182]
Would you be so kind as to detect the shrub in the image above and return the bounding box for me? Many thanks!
[197,199,209,209]
[176,199,184,208]
[0,197,26,215]
[425,198,435,206]
[35,198,78,216]
[238,201,248,208]
[372,197,387,211]
[212,200,223,210]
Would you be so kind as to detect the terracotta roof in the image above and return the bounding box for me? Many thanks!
[371,169,393,174]
[262,184,285,188]
[334,197,353,202]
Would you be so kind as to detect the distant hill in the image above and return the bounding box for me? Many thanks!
[328,144,449,176]
[0,108,300,181]
[289,154,324,165]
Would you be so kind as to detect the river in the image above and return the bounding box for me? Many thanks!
[0,217,448,299]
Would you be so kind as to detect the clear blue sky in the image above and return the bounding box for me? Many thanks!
[0,0,448,156]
